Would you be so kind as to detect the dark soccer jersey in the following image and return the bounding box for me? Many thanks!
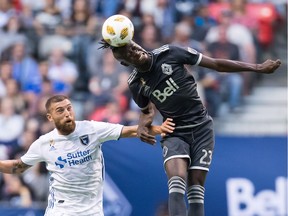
[128,45,210,127]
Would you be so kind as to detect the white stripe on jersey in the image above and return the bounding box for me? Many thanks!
[152,44,169,55]
[128,69,138,84]
[195,53,203,65]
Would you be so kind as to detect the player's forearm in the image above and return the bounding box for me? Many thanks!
[220,59,260,72]
[210,59,258,73]
[149,125,161,135]
[121,125,162,137]
[139,104,155,128]
[200,55,281,74]
[0,159,30,174]
[121,125,138,138]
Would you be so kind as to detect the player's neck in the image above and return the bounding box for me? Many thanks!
[137,53,152,72]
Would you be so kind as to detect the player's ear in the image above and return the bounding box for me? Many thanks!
[46,113,53,122]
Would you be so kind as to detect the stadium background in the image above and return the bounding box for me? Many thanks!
[0,0,287,216]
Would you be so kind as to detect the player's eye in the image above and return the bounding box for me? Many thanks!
[56,109,64,113]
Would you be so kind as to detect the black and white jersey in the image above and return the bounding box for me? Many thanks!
[128,45,209,127]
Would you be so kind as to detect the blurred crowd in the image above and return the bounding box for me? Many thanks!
[0,0,286,209]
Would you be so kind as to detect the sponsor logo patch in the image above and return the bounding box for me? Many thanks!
[161,63,173,75]
[80,135,89,145]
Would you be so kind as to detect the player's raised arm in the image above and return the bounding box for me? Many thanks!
[0,159,31,174]
[199,55,281,74]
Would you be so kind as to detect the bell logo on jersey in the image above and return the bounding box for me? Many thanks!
[152,78,179,103]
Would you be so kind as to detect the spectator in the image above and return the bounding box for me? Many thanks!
[193,4,218,42]
[153,0,176,43]
[174,0,204,22]
[94,0,122,18]
[88,49,129,107]
[4,78,27,115]
[206,25,244,113]
[47,47,79,94]
[230,0,258,33]
[0,97,25,151]
[0,14,29,57]
[33,0,63,35]
[37,60,55,96]
[172,21,204,51]
[57,0,98,92]
[0,0,15,28]
[139,24,162,51]
[205,9,256,63]
[205,9,257,94]
[0,173,33,207]
[10,41,42,94]
[0,61,13,98]
[89,99,123,124]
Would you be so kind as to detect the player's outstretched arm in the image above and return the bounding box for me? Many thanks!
[120,118,175,144]
[149,118,175,136]
[0,159,31,174]
[200,55,281,74]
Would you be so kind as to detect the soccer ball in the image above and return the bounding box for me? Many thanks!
[101,14,134,47]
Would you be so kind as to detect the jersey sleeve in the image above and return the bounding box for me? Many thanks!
[90,121,124,143]
[169,45,203,66]
[21,139,44,166]
[129,80,150,110]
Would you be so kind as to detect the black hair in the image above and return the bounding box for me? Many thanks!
[98,39,117,50]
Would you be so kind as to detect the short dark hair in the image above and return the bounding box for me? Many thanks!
[45,95,68,113]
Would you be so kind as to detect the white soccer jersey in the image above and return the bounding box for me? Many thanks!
[21,120,123,216]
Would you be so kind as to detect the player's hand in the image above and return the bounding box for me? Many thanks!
[257,59,281,74]
[160,118,175,137]
[137,126,157,145]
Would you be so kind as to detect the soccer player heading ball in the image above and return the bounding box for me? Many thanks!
[99,16,281,216]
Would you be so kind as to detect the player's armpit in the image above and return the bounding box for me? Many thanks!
[0,159,31,174]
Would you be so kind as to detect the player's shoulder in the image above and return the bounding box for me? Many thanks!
[39,129,55,139]
[33,129,57,146]
[151,44,170,55]
[127,68,138,85]
[152,44,197,56]
[76,120,120,132]
[76,120,95,130]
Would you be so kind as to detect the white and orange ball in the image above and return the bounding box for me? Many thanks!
[101,14,134,47]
